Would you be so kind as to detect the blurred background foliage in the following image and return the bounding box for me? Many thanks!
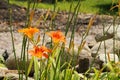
[9,0,118,15]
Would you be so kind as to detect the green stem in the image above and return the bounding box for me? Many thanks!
[8,0,21,79]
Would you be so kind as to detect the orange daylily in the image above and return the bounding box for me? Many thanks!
[29,46,51,58]
[46,30,66,43]
[18,27,39,39]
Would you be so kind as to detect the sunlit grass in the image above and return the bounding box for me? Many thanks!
[10,0,117,14]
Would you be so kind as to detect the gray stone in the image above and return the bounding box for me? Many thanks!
[95,32,114,42]
[65,42,91,57]
[115,32,120,40]
[65,32,92,57]
[0,49,6,55]
[76,58,90,73]
[0,69,34,80]
[98,53,119,63]
[2,50,9,60]
[91,39,112,57]
[0,32,23,55]
[91,58,104,71]
[95,25,120,42]
[61,38,92,68]
[5,73,34,80]
[107,25,120,41]
[0,67,8,79]
[75,56,105,73]
[5,52,32,70]
[91,39,120,60]
[85,35,97,48]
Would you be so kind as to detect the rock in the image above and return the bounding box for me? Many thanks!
[0,32,22,55]
[91,39,120,57]
[95,25,120,42]
[77,13,99,25]
[2,50,9,60]
[76,58,90,73]
[65,40,91,58]
[0,49,6,55]
[95,27,114,42]
[0,69,34,80]
[0,49,7,63]
[0,67,8,79]
[5,53,32,70]
[65,32,91,57]
[5,42,34,70]
[5,50,37,77]
[95,32,114,42]
[76,57,104,73]
[61,39,92,68]
[115,32,120,40]
[91,58,104,71]
[88,42,95,49]
[85,35,97,49]
[5,73,34,80]
[98,53,119,63]
[106,25,120,36]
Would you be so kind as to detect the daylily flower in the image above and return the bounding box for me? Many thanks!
[18,27,39,39]
[29,46,51,58]
[46,30,66,43]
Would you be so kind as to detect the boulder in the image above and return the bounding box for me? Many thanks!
[98,53,119,63]
[0,49,5,55]
[95,25,120,42]
[2,50,9,60]
[65,32,92,57]
[5,42,33,70]
[60,38,92,70]
[85,35,97,49]
[95,33,114,42]
[0,69,34,80]
[76,58,90,73]
[0,67,8,79]
[5,73,34,80]
[91,39,120,65]
[5,52,32,70]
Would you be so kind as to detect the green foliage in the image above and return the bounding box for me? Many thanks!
[0,63,6,68]
[0,56,6,68]
[88,62,120,80]
[0,56,4,64]
[10,0,117,15]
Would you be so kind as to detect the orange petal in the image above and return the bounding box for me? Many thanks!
[43,53,49,58]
